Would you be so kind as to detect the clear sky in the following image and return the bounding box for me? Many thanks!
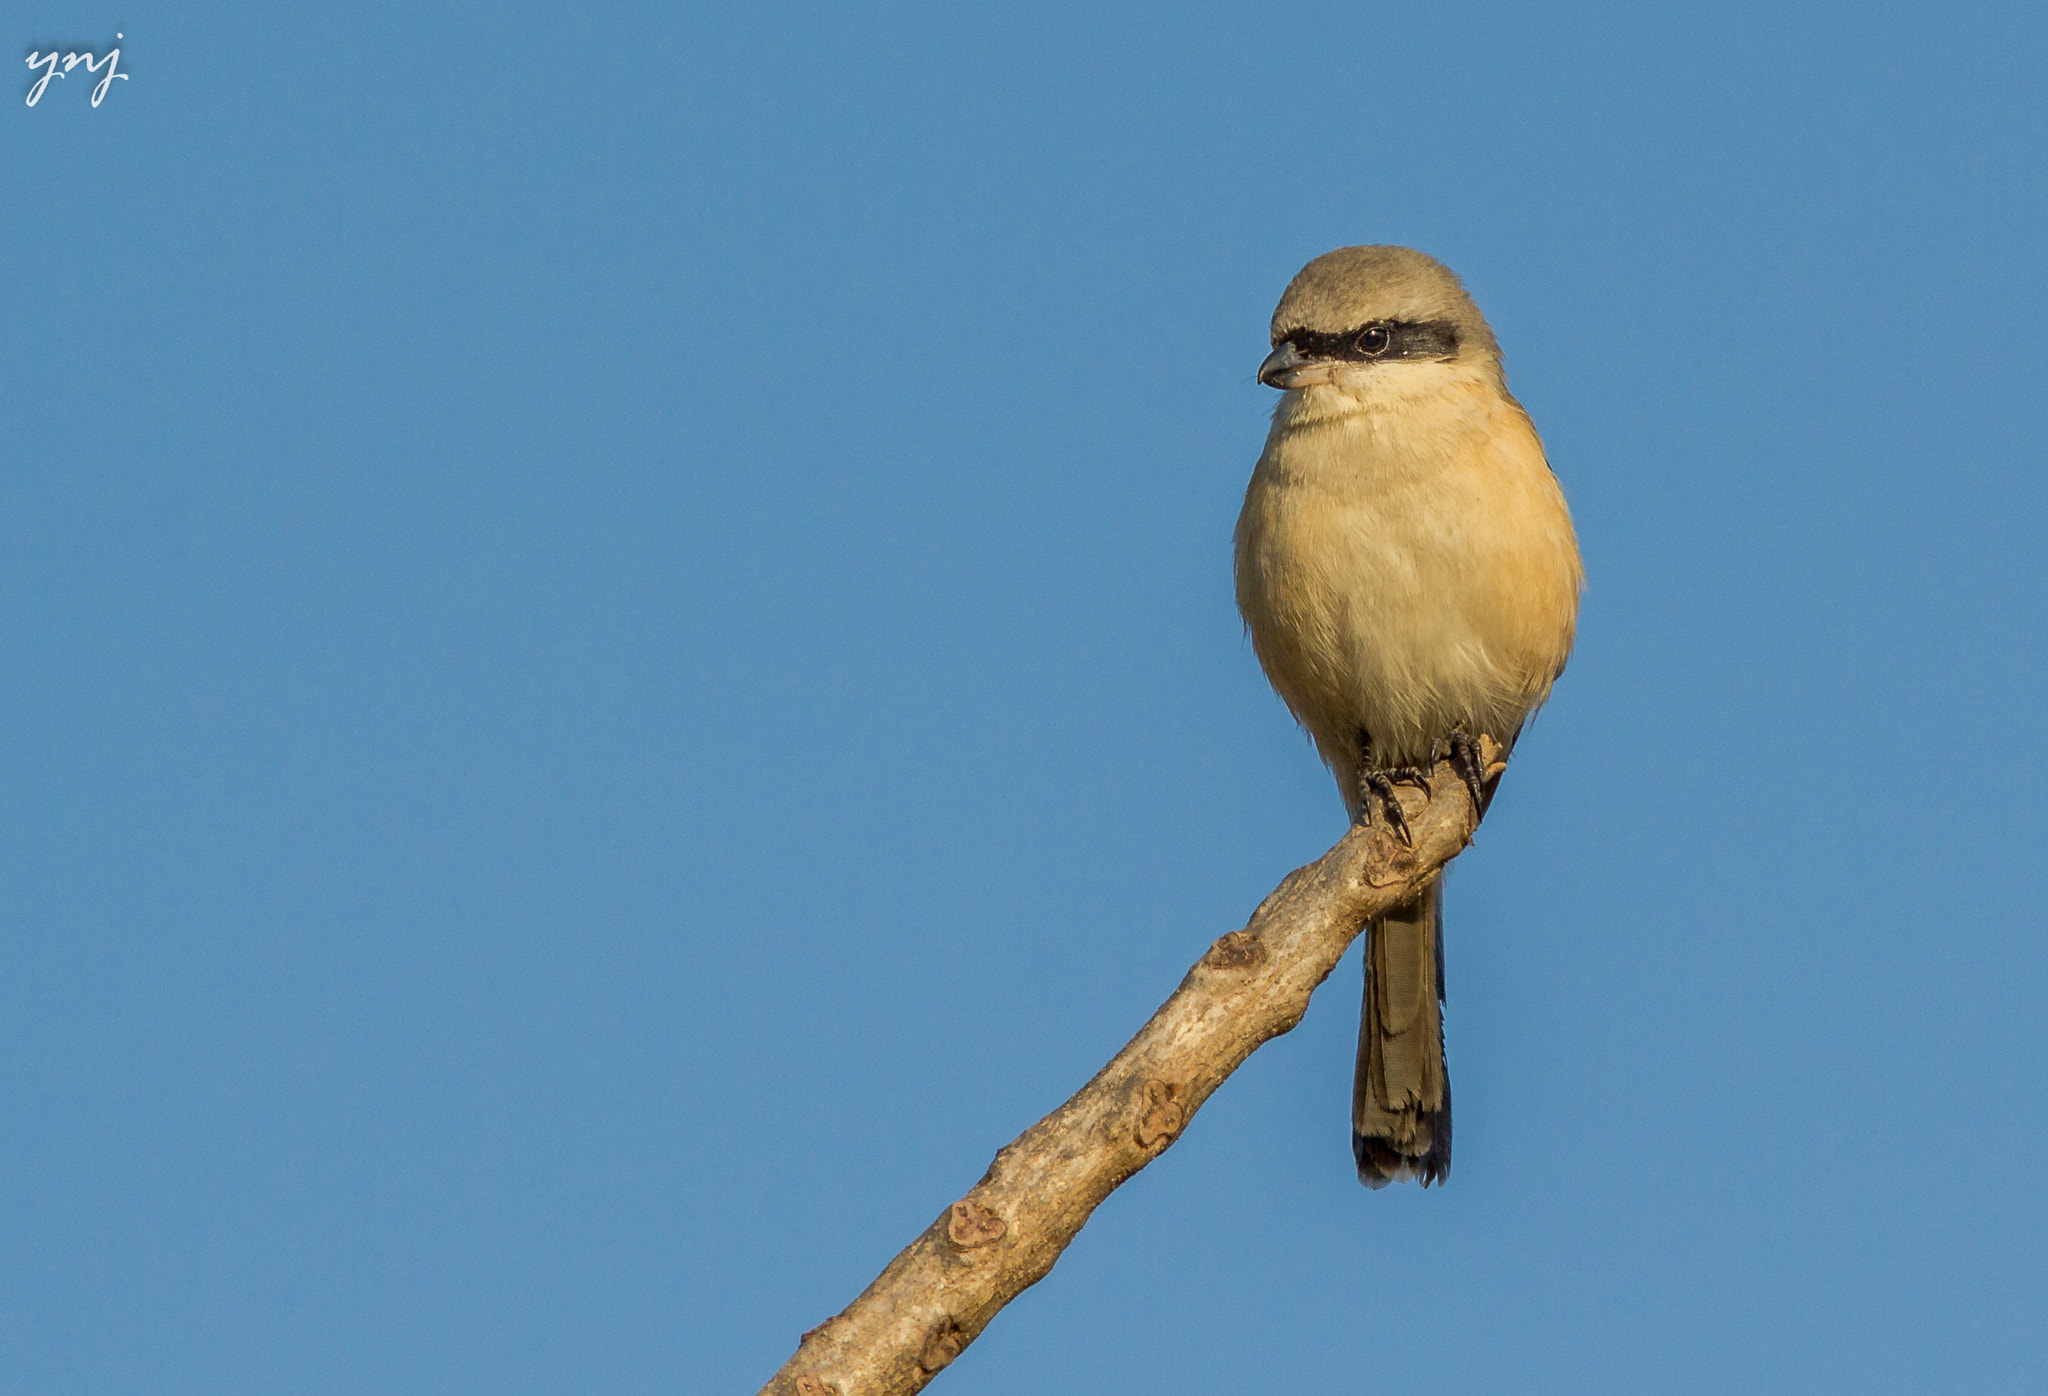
[5,3,2045,1392]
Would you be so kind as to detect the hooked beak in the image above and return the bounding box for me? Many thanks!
[1257,341,1336,389]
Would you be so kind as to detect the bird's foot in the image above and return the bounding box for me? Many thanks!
[1354,729,1435,845]
[1357,731,1503,842]
[1428,730,1496,815]
[1356,768,1415,846]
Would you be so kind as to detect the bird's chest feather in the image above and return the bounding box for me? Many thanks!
[1234,383,1579,747]
[1240,405,1510,649]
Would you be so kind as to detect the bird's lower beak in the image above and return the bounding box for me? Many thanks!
[1257,342,1334,389]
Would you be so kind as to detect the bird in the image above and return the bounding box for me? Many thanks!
[1233,246,1582,1188]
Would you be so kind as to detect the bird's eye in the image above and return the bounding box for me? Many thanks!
[1356,325,1391,356]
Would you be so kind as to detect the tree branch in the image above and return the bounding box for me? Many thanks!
[758,739,1505,1396]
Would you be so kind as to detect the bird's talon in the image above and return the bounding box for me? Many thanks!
[1358,770,1414,846]
[1443,731,1492,813]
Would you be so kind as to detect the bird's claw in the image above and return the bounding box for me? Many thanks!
[1358,769,1414,846]
[1429,731,1493,815]
[1358,730,1502,843]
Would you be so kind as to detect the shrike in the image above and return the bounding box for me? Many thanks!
[1235,246,1582,1187]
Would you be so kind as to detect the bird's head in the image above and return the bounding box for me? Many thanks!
[1258,246,1501,401]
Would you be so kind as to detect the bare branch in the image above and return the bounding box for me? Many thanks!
[759,739,1505,1396]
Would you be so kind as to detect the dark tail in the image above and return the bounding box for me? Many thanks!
[1353,878,1450,1188]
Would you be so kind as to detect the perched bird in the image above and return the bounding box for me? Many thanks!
[1234,246,1582,1187]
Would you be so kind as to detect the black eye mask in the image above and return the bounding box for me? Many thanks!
[1275,319,1462,364]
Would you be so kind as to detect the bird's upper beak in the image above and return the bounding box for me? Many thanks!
[1257,341,1335,389]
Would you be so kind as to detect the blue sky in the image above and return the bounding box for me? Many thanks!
[5,3,2045,1392]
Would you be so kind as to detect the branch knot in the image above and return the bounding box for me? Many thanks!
[945,1199,1008,1250]
[1360,827,1419,887]
[1134,1078,1185,1150]
[1201,930,1266,969]
[918,1318,967,1374]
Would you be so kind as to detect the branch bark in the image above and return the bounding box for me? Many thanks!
[758,739,1504,1396]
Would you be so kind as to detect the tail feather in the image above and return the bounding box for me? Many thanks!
[1353,879,1451,1188]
